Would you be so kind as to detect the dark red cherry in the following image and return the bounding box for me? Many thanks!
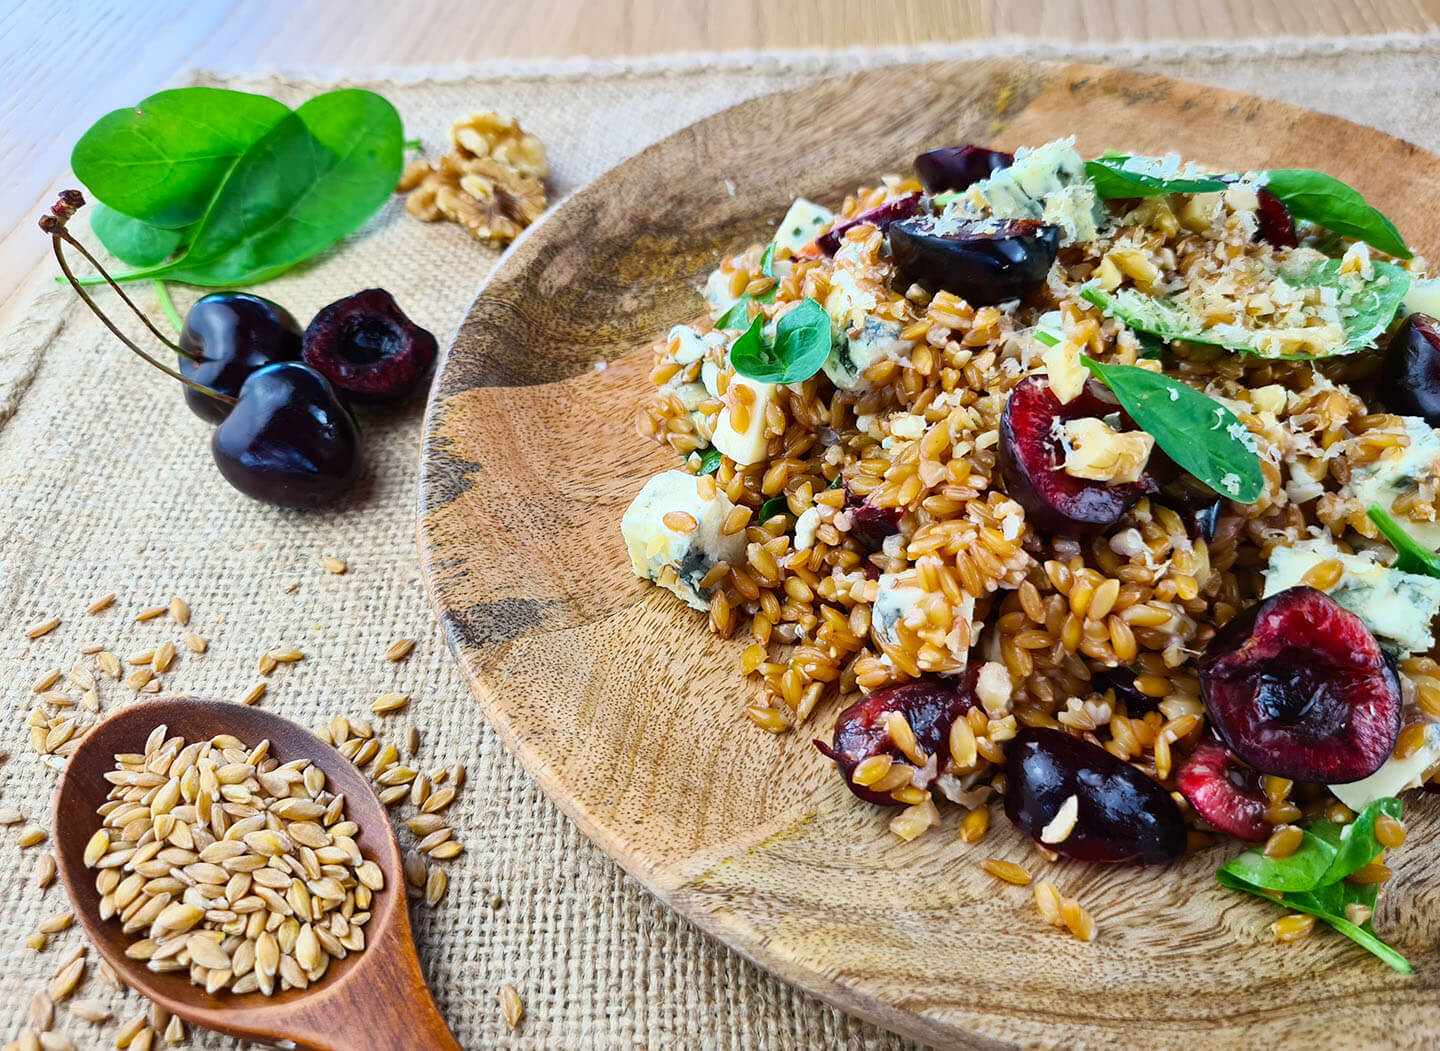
[843,487,902,552]
[889,216,1058,306]
[1254,188,1298,249]
[1174,738,1270,841]
[1380,313,1440,427]
[177,292,302,423]
[817,193,922,256]
[998,375,1156,536]
[913,145,1013,194]
[815,677,976,806]
[1198,587,1402,784]
[302,289,438,406]
[1004,726,1186,864]
[211,363,363,509]
[1091,666,1157,715]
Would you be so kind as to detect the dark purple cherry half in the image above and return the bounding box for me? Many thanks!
[178,292,302,423]
[998,375,1156,536]
[212,363,363,509]
[816,193,922,256]
[1380,313,1440,427]
[913,145,1013,194]
[1174,738,1270,841]
[816,677,976,806]
[843,486,902,552]
[302,289,438,406]
[889,216,1058,306]
[1004,726,1186,864]
[1254,188,1298,249]
[1198,586,1402,784]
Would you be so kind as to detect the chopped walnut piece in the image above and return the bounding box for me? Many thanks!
[398,112,549,245]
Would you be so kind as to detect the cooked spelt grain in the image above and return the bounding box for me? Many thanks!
[981,858,1031,886]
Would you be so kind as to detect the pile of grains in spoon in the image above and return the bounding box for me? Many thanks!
[83,725,384,995]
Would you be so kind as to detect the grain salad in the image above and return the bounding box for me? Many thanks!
[622,137,1440,969]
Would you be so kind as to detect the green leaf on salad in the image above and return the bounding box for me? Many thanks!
[715,299,752,330]
[1080,357,1265,503]
[1262,169,1411,259]
[1216,798,1410,973]
[90,203,190,267]
[1367,504,1440,577]
[71,87,291,228]
[1085,154,1228,199]
[730,299,833,384]
[756,241,778,303]
[696,446,723,475]
[758,495,792,523]
[1082,258,1410,360]
[716,242,782,329]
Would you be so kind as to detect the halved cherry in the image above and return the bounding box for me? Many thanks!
[816,193,922,256]
[1174,738,1270,841]
[889,216,1058,306]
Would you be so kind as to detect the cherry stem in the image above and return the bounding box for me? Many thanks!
[48,224,236,406]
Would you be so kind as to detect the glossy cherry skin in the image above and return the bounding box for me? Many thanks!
[1004,726,1186,864]
[913,145,1013,194]
[1380,313,1440,427]
[1254,188,1298,248]
[889,216,1058,306]
[178,292,302,423]
[211,363,363,509]
[1198,586,1402,784]
[816,194,921,256]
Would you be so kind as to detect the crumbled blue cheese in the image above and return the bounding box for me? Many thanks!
[823,267,878,330]
[1402,276,1440,320]
[956,137,1104,245]
[872,574,927,649]
[621,470,746,611]
[772,197,834,256]
[1264,536,1440,655]
[822,316,912,390]
[669,324,721,365]
[703,268,740,319]
[712,373,777,466]
[1330,724,1440,805]
[1346,415,1440,549]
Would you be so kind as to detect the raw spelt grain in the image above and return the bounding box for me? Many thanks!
[500,984,524,1028]
[25,618,60,639]
[239,682,267,706]
[134,606,166,623]
[182,633,207,653]
[87,594,115,614]
[371,693,409,714]
[322,557,347,574]
[385,638,415,662]
[981,858,1031,886]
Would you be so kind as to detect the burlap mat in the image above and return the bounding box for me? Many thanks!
[3,34,1439,1051]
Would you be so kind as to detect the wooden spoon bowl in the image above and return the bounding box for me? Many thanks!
[52,697,460,1051]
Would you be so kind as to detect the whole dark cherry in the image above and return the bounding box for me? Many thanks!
[212,363,363,509]
[302,289,438,406]
[178,293,302,423]
[1380,313,1440,427]
[913,145,1013,194]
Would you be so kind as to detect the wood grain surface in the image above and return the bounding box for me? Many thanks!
[51,697,460,1051]
[417,61,1440,1049]
[3,0,1439,334]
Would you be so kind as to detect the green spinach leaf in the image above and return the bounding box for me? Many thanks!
[1217,826,1337,892]
[1080,357,1265,502]
[111,90,404,286]
[730,299,832,384]
[1085,155,1228,199]
[697,447,723,475]
[758,495,792,523]
[90,204,190,267]
[71,87,290,228]
[1367,504,1440,577]
[1263,169,1411,259]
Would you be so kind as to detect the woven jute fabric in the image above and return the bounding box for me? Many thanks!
[3,34,1440,1051]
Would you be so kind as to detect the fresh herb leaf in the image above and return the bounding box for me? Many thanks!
[1080,357,1265,503]
[1216,798,1411,973]
[103,90,404,287]
[715,299,752,330]
[758,495,792,522]
[90,203,190,267]
[756,241,778,303]
[71,87,290,228]
[1085,155,1228,199]
[1262,169,1411,259]
[1032,310,1064,347]
[1082,258,1410,359]
[1367,504,1440,577]
[730,299,833,384]
[697,447,723,474]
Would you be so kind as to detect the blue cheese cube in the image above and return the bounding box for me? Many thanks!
[621,470,746,610]
[957,137,1104,245]
[1264,537,1440,656]
[772,197,834,256]
[823,316,913,390]
[1346,415,1440,549]
[871,573,975,669]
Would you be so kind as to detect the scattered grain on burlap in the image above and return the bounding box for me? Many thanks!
[1,35,1439,1050]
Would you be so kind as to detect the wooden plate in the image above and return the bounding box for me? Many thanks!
[417,60,1440,1049]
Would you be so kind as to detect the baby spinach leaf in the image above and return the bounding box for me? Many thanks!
[1262,169,1411,259]
[1083,258,1410,360]
[730,299,832,384]
[696,446,723,475]
[758,495,792,523]
[71,87,290,229]
[114,90,404,287]
[756,242,778,304]
[1323,797,1401,883]
[90,204,190,267]
[1080,357,1265,503]
[1366,504,1440,577]
[1218,826,1337,893]
[1085,155,1227,199]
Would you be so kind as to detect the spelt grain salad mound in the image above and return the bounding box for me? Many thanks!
[622,138,1440,968]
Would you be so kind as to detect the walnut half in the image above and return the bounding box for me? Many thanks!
[397,112,549,245]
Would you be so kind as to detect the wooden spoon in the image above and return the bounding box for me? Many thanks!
[52,697,462,1051]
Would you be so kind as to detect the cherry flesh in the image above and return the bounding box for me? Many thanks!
[302,289,438,406]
